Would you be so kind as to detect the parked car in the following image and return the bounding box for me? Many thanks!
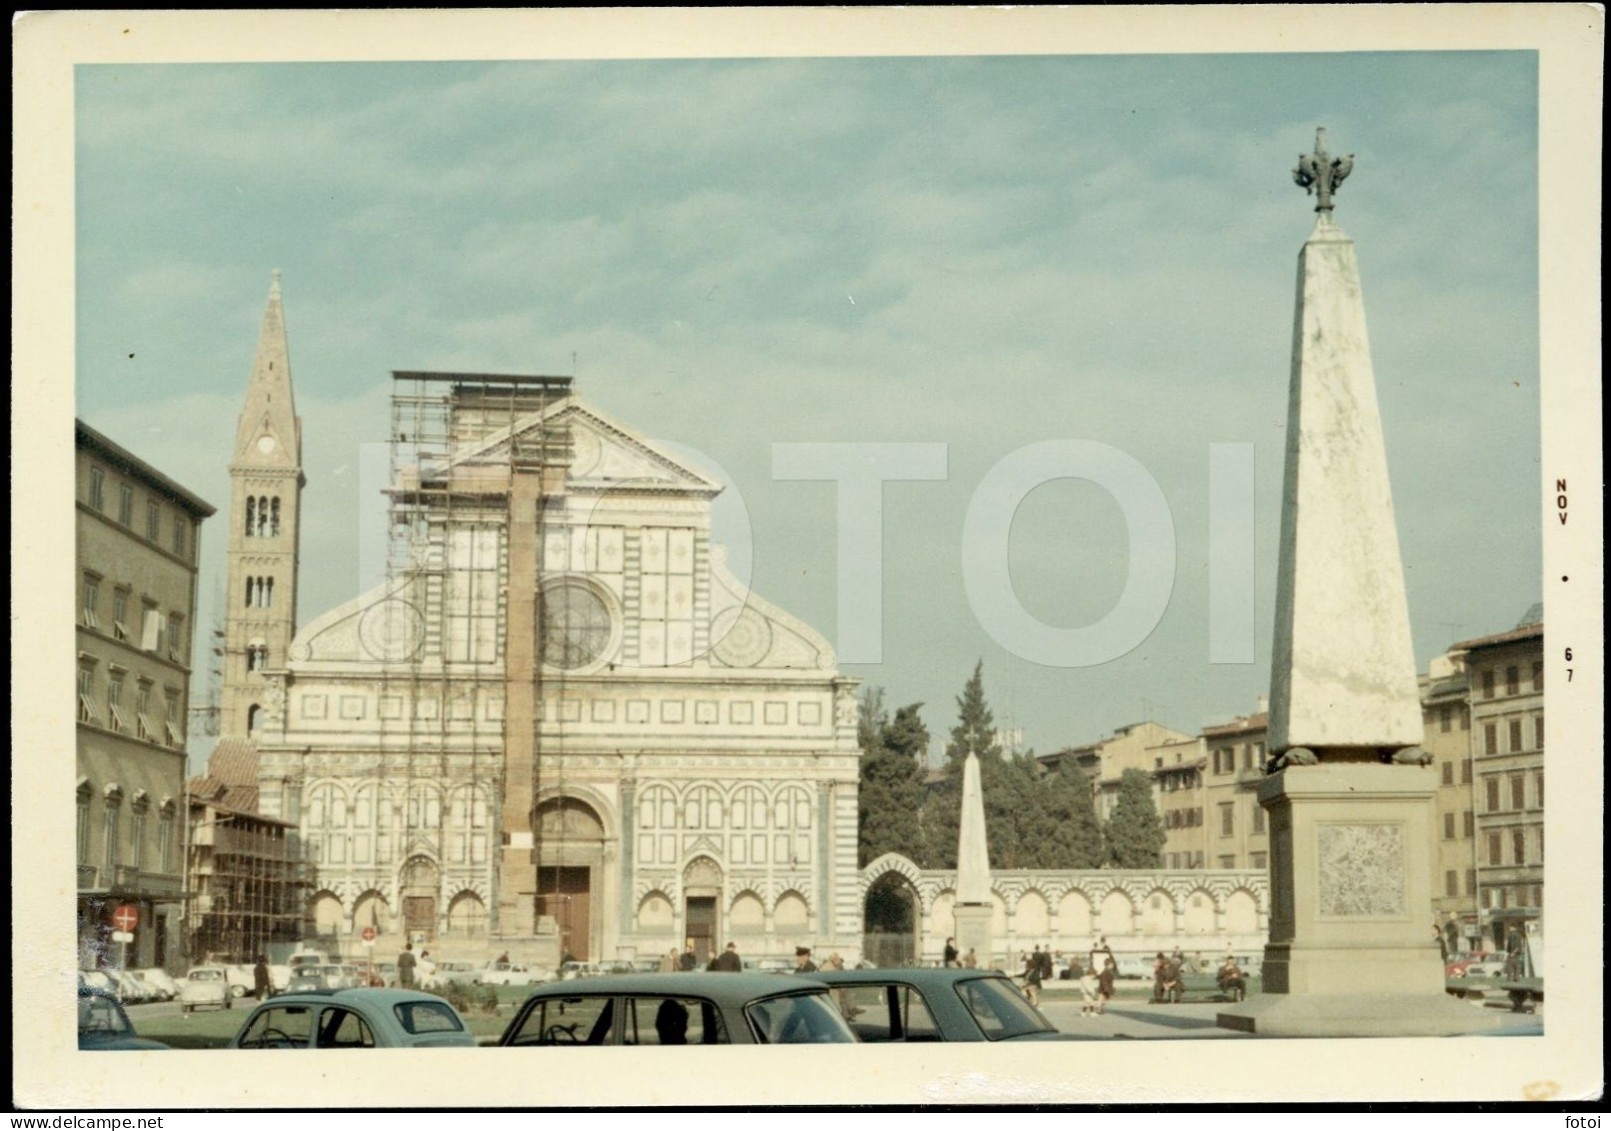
[229,988,477,1049]
[1114,955,1153,980]
[79,969,120,997]
[178,966,233,1013]
[78,987,168,1050]
[106,970,152,1005]
[630,959,660,975]
[371,962,399,988]
[814,968,1085,1043]
[223,965,255,999]
[1444,950,1492,978]
[286,950,330,970]
[558,961,607,981]
[497,972,856,1046]
[127,968,177,1002]
[422,960,479,990]
[479,960,546,987]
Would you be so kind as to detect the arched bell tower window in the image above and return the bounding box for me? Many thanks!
[247,704,262,735]
[245,496,256,537]
[270,497,281,537]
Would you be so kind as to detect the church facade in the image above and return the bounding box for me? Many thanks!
[232,281,862,966]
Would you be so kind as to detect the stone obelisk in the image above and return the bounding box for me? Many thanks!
[1217,129,1501,1036]
[952,752,994,967]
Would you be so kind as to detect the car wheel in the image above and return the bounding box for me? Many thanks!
[231,984,246,998]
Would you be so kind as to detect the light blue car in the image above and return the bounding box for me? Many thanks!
[229,988,477,1048]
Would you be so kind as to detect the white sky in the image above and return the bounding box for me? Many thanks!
[73,52,1541,765]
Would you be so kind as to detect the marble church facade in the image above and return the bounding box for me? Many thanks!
[243,350,861,966]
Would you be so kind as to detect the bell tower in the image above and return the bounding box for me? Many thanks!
[221,271,305,738]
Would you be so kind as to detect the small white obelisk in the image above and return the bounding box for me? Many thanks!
[952,752,994,967]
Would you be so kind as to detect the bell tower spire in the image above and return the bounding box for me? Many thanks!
[221,271,305,739]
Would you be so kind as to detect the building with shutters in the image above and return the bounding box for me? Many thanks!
[75,420,215,971]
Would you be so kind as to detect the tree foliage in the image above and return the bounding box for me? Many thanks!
[1035,756,1106,869]
[1104,767,1167,868]
[856,687,928,868]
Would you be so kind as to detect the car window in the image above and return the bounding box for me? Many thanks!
[316,1007,377,1049]
[79,995,131,1034]
[620,996,728,1046]
[191,969,223,981]
[238,1005,313,1048]
[393,1000,465,1035]
[505,996,616,1046]
[746,992,857,1044]
[954,976,1054,1040]
[830,984,940,1042]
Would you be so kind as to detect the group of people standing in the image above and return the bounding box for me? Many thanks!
[656,941,846,974]
[940,938,979,970]
[395,943,436,990]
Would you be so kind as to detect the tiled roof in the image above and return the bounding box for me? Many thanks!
[1202,711,1269,737]
[208,736,260,786]
[1451,622,1544,652]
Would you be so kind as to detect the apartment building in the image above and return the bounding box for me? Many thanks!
[1454,617,1545,948]
[76,420,215,970]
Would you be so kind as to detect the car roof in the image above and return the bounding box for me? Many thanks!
[253,988,458,1007]
[524,972,829,1005]
[811,968,1013,987]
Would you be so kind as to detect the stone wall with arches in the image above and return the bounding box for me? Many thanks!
[859,853,1270,964]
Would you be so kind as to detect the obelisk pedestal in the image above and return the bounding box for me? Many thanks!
[1218,765,1495,1035]
[952,751,995,968]
[1217,130,1501,1035]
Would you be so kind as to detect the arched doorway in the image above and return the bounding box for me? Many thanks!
[399,856,439,941]
[682,857,723,967]
[534,797,606,962]
[863,871,920,969]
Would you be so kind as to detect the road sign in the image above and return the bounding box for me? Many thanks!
[111,930,135,943]
[111,904,140,933]
[361,926,377,942]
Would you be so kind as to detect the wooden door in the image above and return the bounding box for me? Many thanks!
[538,866,591,961]
[685,897,716,966]
[404,897,435,940]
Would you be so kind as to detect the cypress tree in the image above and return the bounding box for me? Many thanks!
[857,689,927,867]
[1105,767,1167,868]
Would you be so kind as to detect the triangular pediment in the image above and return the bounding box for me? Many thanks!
[456,397,723,497]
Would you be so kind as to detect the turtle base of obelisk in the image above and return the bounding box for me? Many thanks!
[1216,763,1507,1036]
[953,904,994,970]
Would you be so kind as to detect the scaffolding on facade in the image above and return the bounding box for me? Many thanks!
[373,371,574,950]
[188,807,306,962]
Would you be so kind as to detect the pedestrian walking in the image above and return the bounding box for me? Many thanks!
[253,955,271,999]
[397,944,417,989]
[794,946,818,974]
[1023,949,1044,1007]
[418,949,436,987]
[963,948,978,969]
[680,943,698,971]
[658,948,679,973]
[825,953,846,971]
[1078,965,1100,1016]
[943,937,959,967]
[1096,957,1116,1014]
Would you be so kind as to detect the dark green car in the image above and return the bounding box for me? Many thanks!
[498,972,856,1045]
[814,968,1086,1042]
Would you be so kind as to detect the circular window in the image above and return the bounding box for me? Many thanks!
[539,581,614,670]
